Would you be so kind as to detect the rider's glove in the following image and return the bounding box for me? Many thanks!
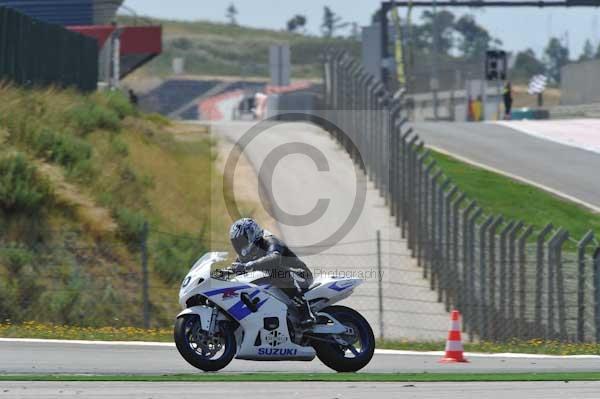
[231,262,247,274]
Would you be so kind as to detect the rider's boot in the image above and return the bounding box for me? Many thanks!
[293,295,316,327]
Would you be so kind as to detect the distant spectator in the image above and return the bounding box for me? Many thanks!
[128,89,138,107]
[477,95,484,121]
[503,82,513,120]
[467,96,474,121]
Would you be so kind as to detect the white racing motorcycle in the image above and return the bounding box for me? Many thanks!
[174,252,375,372]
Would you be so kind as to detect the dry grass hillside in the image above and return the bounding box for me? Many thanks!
[119,16,360,80]
[0,84,259,327]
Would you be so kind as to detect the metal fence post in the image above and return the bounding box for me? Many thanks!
[406,135,419,255]
[443,185,458,312]
[415,152,431,265]
[546,228,564,339]
[578,231,594,342]
[498,221,514,340]
[507,221,523,335]
[436,178,451,303]
[478,215,495,341]
[399,129,414,236]
[140,221,150,329]
[420,160,435,276]
[376,230,384,340]
[518,226,534,339]
[450,193,467,309]
[466,207,482,339]
[460,200,477,327]
[594,248,600,343]
[488,216,504,341]
[429,170,443,291]
[535,224,553,337]
[554,229,569,341]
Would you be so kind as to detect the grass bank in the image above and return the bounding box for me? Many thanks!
[2,372,600,382]
[430,150,600,239]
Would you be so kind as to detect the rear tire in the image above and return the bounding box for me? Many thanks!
[312,305,375,372]
[174,314,236,372]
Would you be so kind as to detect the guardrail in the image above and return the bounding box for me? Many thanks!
[321,50,600,342]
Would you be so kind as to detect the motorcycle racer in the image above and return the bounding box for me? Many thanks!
[229,218,316,326]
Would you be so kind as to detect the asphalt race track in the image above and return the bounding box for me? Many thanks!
[413,121,600,210]
[2,340,600,398]
[3,381,600,399]
[2,339,600,374]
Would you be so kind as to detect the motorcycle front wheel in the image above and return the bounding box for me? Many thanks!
[311,305,375,372]
[174,314,236,372]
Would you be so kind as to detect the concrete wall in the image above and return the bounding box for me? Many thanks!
[561,60,600,105]
[407,88,503,122]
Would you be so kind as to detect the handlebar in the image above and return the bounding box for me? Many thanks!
[213,267,237,279]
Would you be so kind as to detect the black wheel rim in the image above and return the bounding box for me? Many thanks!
[183,317,228,360]
[324,312,370,359]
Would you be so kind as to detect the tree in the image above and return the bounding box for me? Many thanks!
[596,42,600,59]
[511,49,545,82]
[544,37,569,83]
[321,6,348,38]
[454,15,495,60]
[226,3,238,25]
[286,14,307,33]
[579,39,594,62]
[416,10,456,56]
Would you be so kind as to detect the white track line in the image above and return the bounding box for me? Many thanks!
[429,145,600,214]
[0,337,174,347]
[2,338,599,359]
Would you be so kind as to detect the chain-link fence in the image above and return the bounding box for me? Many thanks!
[321,50,600,343]
[0,6,98,91]
[0,225,449,340]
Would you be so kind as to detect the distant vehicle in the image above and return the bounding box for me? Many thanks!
[174,252,375,372]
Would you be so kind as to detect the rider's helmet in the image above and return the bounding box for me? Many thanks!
[229,218,263,259]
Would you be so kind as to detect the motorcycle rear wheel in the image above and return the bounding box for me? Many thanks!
[174,314,236,372]
[311,305,375,372]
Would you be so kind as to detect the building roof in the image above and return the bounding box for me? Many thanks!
[0,0,123,26]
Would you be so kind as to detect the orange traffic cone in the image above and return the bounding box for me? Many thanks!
[439,310,469,363]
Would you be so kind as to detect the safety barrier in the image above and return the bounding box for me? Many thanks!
[0,6,98,91]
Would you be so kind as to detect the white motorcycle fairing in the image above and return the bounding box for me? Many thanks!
[177,252,363,361]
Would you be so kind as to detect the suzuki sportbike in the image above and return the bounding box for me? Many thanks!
[174,252,375,372]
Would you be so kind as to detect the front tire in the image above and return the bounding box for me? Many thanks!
[312,305,375,372]
[174,314,236,372]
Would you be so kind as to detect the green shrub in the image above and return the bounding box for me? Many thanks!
[0,280,18,320]
[104,91,137,119]
[0,244,40,320]
[43,274,83,324]
[33,129,92,170]
[153,233,207,283]
[144,113,172,127]
[110,137,129,157]
[0,243,34,277]
[69,101,121,134]
[114,207,146,244]
[0,153,52,213]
